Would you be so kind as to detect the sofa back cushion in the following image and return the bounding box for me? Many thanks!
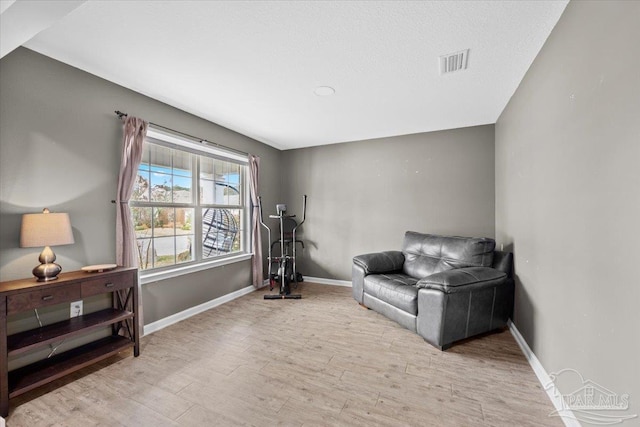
[401,232,495,278]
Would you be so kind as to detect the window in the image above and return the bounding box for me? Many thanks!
[130,128,248,274]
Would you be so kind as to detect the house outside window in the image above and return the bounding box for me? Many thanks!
[129,128,249,277]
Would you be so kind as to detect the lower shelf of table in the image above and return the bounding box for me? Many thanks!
[8,335,134,398]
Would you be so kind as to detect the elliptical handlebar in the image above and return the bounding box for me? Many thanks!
[292,195,306,236]
[292,195,307,284]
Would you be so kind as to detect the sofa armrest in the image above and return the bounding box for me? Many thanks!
[353,251,405,275]
[416,267,506,294]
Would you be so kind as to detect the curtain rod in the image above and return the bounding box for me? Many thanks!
[114,110,249,157]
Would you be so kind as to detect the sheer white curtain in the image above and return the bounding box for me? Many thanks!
[249,154,264,288]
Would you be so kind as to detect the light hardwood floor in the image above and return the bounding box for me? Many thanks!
[7,283,561,426]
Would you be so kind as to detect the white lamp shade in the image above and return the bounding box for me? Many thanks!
[20,211,75,248]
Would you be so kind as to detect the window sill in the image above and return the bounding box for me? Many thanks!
[139,253,253,285]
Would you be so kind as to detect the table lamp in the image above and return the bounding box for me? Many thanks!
[20,208,75,282]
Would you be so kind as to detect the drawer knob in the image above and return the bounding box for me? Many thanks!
[105,283,114,288]
[41,295,54,301]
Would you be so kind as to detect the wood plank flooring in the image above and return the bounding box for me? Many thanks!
[6,283,561,426]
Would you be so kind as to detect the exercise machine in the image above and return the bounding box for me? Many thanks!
[258,195,307,299]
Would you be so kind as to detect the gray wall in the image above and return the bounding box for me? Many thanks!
[281,125,495,280]
[0,48,282,325]
[495,0,640,410]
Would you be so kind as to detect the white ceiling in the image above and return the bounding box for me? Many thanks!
[2,0,568,150]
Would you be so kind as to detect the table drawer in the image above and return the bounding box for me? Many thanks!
[81,272,134,297]
[7,284,81,315]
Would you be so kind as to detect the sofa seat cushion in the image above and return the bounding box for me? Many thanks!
[363,274,419,315]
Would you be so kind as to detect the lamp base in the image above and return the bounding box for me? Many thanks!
[33,262,62,282]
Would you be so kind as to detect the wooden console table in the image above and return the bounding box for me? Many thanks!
[0,267,139,417]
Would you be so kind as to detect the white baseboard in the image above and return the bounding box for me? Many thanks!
[508,320,580,427]
[143,285,256,336]
[303,276,352,287]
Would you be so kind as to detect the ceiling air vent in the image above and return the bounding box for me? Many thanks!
[439,49,469,74]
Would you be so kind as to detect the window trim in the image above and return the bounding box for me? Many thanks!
[139,252,253,285]
[134,126,251,282]
[146,128,249,164]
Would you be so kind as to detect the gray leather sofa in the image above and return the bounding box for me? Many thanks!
[352,231,514,350]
